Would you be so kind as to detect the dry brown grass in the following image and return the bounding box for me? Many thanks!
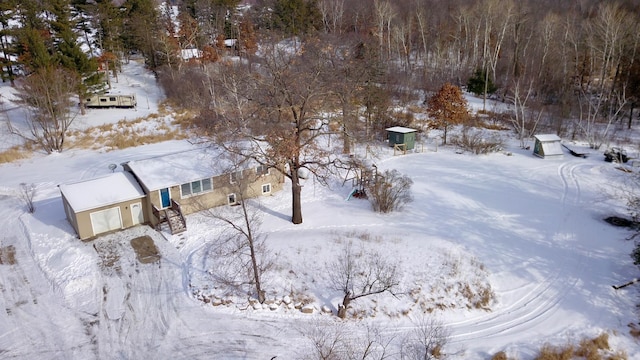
[0,146,29,164]
[1,103,198,163]
[431,344,443,359]
[491,351,508,360]
[533,333,626,360]
[535,343,574,360]
[0,245,17,265]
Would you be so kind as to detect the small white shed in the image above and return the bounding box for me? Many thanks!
[533,134,563,158]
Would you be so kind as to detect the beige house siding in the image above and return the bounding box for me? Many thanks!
[72,198,147,240]
[145,166,284,226]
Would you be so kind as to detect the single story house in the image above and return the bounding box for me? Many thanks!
[59,172,147,241]
[533,134,563,158]
[59,148,284,240]
[386,126,417,150]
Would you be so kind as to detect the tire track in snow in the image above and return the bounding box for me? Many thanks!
[262,161,591,346]
[0,196,91,358]
[442,160,589,343]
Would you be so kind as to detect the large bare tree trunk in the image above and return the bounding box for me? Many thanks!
[291,168,303,224]
[338,293,351,318]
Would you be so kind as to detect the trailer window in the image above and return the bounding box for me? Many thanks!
[109,97,116,101]
[100,98,107,102]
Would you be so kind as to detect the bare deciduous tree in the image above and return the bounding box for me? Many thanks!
[400,315,451,360]
[299,319,395,359]
[9,66,79,153]
[202,163,271,303]
[507,79,543,149]
[576,3,634,149]
[367,169,413,213]
[328,240,401,319]
[200,39,339,225]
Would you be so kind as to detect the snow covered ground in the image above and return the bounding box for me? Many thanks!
[0,62,639,359]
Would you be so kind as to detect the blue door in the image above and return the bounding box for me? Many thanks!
[160,188,170,208]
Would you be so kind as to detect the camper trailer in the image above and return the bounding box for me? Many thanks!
[85,94,137,109]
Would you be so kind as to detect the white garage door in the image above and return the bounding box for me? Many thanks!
[90,207,122,236]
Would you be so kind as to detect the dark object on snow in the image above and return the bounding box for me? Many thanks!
[604,147,628,163]
[604,216,636,228]
[561,144,587,158]
[612,278,639,290]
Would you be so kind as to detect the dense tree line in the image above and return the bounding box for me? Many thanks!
[4,0,640,218]
[4,0,640,135]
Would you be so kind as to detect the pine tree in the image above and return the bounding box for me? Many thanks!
[0,0,17,84]
[48,0,101,114]
[272,0,322,36]
[427,83,469,145]
[14,0,55,72]
[467,68,497,98]
[121,0,161,70]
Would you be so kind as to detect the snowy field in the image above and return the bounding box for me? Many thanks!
[0,63,639,359]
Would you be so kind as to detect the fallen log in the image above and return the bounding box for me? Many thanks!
[612,278,639,290]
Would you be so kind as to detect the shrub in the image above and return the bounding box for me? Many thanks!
[367,169,413,213]
[451,128,504,154]
[491,351,508,360]
[19,182,36,213]
[534,343,574,360]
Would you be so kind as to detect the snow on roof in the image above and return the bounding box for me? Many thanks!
[59,172,145,212]
[534,134,561,142]
[124,148,232,191]
[386,126,417,134]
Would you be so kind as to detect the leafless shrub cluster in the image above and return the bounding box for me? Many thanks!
[298,320,394,360]
[19,183,36,213]
[400,315,451,360]
[451,128,504,155]
[367,169,413,213]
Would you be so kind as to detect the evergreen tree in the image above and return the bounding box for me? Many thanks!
[272,0,322,36]
[467,68,497,98]
[48,0,101,113]
[0,0,17,84]
[14,0,55,72]
[121,0,161,70]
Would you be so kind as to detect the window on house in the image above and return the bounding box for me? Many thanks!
[180,178,213,198]
[181,183,191,196]
[230,170,243,183]
[262,183,271,194]
[228,193,236,204]
[256,165,269,176]
[191,180,201,193]
[202,178,212,191]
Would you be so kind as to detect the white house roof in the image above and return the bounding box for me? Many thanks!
[59,172,145,212]
[386,126,417,134]
[534,134,561,142]
[124,148,232,191]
